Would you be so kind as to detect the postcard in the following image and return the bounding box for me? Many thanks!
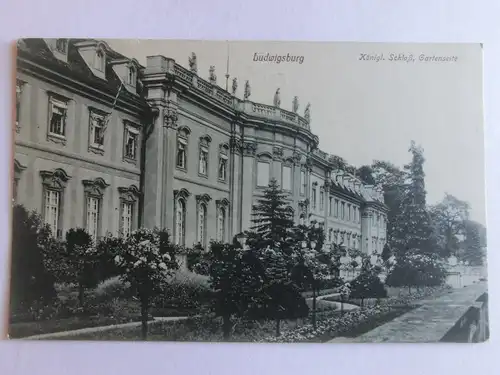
[9,39,487,343]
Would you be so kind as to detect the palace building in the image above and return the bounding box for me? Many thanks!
[14,38,388,254]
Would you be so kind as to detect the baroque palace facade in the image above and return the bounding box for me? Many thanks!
[13,38,388,255]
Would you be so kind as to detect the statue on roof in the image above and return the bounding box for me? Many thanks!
[232,77,238,95]
[304,102,311,121]
[292,96,299,113]
[273,88,281,107]
[188,52,197,73]
[209,65,217,84]
[244,80,251,100]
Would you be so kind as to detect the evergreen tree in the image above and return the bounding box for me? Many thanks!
[391,141,436,257]
[349,256,387,306]
[381,243,392,263]
[462,220,484,266]
[249,178,295,251]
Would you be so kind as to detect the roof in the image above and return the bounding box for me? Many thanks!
[16,38,148,109]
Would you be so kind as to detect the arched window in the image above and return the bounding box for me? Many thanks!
[197,203,207,247]
[217,207,226,242]
[175,199,186,246]
[94,48,105,71]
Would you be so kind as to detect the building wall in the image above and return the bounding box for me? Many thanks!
[14,38,388,255]
[15,69,142,238]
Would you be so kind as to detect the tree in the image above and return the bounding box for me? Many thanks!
[371,160,406,248]
[391,142,437,257]
[290,222,329,330]
[64,228,98,307]
[385,250,447,293]
[381,243,392,263]
[114,228,179,340]
[430,193,470,257]
[349,257,387,306]
[356,165,376,185]
[462,220,484,266]
[205,241,266,339]
[10,205,56,318]
[249,178,295,251]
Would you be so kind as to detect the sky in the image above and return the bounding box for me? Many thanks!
[106,40,485,225]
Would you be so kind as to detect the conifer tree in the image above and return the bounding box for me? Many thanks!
[392,141,436,257]
[249,178,295,251]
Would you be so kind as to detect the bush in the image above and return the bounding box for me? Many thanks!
[153,270,212,310]
[93,277,133,302]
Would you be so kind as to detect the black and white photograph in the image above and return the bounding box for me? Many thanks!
[9,38,488,343]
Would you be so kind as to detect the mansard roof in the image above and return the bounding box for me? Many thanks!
[16,38,148,111]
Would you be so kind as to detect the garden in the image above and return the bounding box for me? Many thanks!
[10,142,484,342]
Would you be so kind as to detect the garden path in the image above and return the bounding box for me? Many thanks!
[20,316,190,340]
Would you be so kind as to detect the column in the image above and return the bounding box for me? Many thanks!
[240,141,257,232]
[292,151,302,223]
[227,136,243,235]
[361,209,372,255]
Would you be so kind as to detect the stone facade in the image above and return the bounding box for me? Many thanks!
[13,38,388,254]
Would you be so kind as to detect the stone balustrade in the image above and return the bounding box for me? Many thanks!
[170,61,311,130]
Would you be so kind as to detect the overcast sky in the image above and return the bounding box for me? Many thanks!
[106,40,485,225]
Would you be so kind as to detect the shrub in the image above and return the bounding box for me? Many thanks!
[153,270,212,310]
[10,205,56,317]
[349,273,387,306]
[93,277,133,301]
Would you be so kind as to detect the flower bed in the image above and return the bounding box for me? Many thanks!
[53,286,450,342]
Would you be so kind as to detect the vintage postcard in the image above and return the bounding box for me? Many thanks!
[9,39,487,343]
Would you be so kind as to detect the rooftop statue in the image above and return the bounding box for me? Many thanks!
[304,102,311,121]
[232,77,238,95]
[188,52,197,73]
[292,96,299,113]
[209,65,217,84]
[273,88,281,108]
[244,80,251,100]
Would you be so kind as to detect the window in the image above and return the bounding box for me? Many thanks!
[124,125,139,161]
[334,199,339,218]
[320,190,325,211]
[218,155,228,181]
[95,49,105,71]
[282,165,292,191]
[45,190,60,235]
[175,199,186,246]
[199,147,208,176]
[40,168,70,238]
[15,81,23,128]
[120,201,133,237]
[329,228,333,242]
[89,111,105,149]
[217,207,226,242]
[257,161,270,187]
[56,39,67,53]
[311,187,317,210]
[341,202,345,220]
[347,204,351,221]
[197,204,207,247]
[177,141,187,169]
[128,66,136,85]
[352,237,357,250]
[353,207,357,223]
[49,98,67,137]
[86,196,100,240]
[328,197,333,216]
[300,170,306,195]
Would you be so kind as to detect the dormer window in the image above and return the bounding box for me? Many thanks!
[95,49,105,72]
[56,39,67,53]
[127,66,136,86]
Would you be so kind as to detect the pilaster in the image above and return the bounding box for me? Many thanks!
[241,140,257,232]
